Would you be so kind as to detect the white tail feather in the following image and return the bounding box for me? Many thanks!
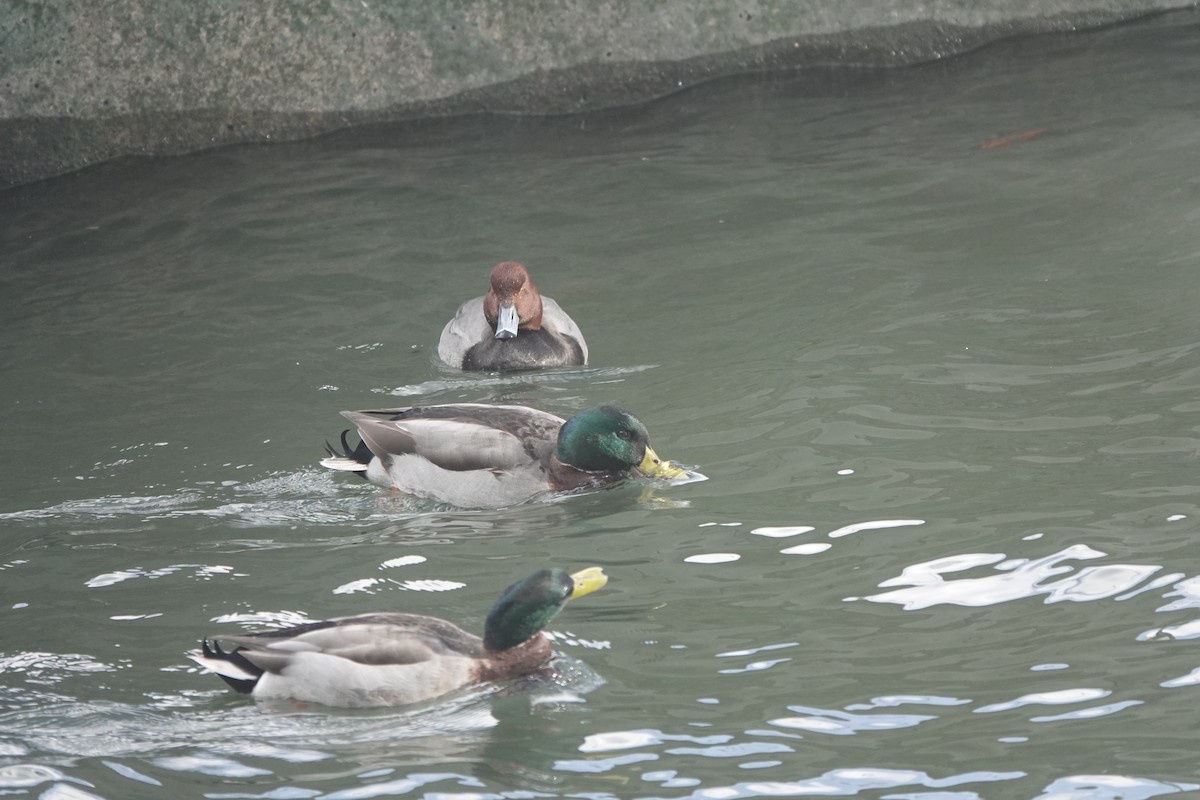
[188,649,257,681]
[320,456,368,472]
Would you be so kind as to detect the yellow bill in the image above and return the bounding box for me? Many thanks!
[636,444,689,480]
[569,566,609,599]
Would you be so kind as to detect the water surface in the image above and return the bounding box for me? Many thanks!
[3,12,1200,800]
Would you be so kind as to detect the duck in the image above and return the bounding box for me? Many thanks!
[437,261,589,371]
[320,403,687,508]
[189,566,608,708]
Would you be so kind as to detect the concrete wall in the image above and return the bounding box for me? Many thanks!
[0,0,1191,187]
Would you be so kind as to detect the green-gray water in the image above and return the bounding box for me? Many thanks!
[3,12,1200,799]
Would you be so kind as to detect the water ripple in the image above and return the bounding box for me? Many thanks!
[667,767,1028,798]
[85,564,240,588]
[0,652,120,686]
[579,729,731,753]
[845,403,1124,431]
[769,704,940,736]
[383,364,659,397]
[665,741,794,758]
[718,658,792,675]
[0,672,605,766]
[863,341,1200,391]
[974,688,1110,714]
[1033,775,1200,800]
[1029,699,1143,723]
[859,543,1178,610]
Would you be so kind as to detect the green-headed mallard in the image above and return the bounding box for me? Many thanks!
[437,261,588,371]
[320,403,689,508]
[189,566,608,708]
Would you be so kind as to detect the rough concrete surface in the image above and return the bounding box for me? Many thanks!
[0,0,1193,187]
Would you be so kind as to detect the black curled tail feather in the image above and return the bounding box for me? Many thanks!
[324,429,374,481]
[202,639,262,694]
[323,429,371,465]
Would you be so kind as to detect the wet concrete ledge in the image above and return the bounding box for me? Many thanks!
[0,1,1192,188]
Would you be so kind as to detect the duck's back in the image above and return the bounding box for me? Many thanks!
[347,404,567,507]
[231,613,486,707]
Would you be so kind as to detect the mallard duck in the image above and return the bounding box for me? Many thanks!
[320,403,688,508]
[437,261,588,371]
[189,567,608,708]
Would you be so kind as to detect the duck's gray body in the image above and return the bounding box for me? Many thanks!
[190,613,491,708]
[322,403,571,508]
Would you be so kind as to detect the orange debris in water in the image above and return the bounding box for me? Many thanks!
[979,128,1050,149]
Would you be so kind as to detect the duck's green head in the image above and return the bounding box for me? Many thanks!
[483,567,608,652]
[556,405,687,479]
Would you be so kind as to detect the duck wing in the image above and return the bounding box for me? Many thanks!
[214,613,486,674]
[541,295,589,363]
[342,404,564,472]
[438,296,491,367]
[194,613,492,707]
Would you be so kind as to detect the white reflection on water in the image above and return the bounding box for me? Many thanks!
[555,751,657,773]
[1160,667,1200,688]
[845,694,972,710]
[1034,775,1200,800]
[685,553,741,564]
[665,741,794,758]
[332,577,384,594]
[380,555,427,568]
[750,526,813,538]
[101,761,161,786]
[1029,700,1143,723]
[209,609,313,628]
[1153,574,1200,612]
[579,729,730,752]
[0,460,703,527]
[1139,575,1200,642]
[0,491,209,521]
[86,564,241,588]
[643,768,702,788]
[715,642,798,675]
[0,652,121,685]
[331,577,465,595]
[0,765,91,792]
[383,364,659,396]
[827,519,926,538]
[562,726,805,775]
[544,630,611,650]
[663,767,1028,798]
[769,702,943,735]
[717,642,799,659]
[0,659,604,765]
[974,687,1110,714]
[320,772,492,798]
[153,754,271,777]
[779,542,831,555]
[718,658,792,675]
[394,579,464,592]
[0,479,388,529]
[860,543,1184,610]
[751,518,924,555]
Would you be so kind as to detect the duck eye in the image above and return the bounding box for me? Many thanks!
[616,429,633,441]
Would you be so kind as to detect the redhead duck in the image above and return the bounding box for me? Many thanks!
[320,403,688,508]
[190,567,608,708]
[437,261,588,371]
